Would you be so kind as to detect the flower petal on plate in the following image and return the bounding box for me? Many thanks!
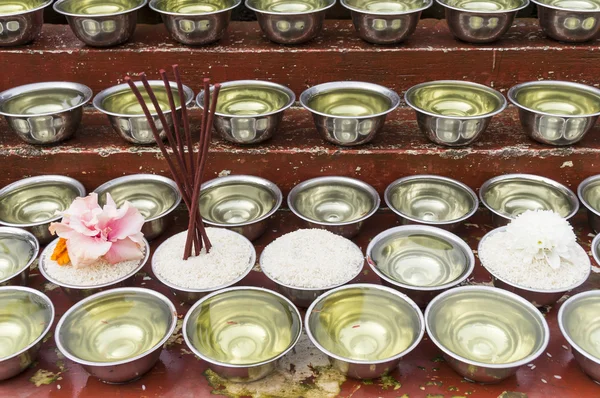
[103,238,143,264]
[66,234,112,268]
[106,202,145,242]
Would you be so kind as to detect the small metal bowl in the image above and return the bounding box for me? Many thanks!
[0,0,52,46]
[0,81,93,145]
[478,227,591,307]
[592,233,600,267]
[0,286,54,381]
[508,81,600,146]
[55,287,177,383]
[300,81,400,146]
[0,175,86,244]
[150,0,241,45]
[480,173,579,227]
[183,286,302,382]
[93,174,182,241]
[578,175,600,234]
[94,80,194,145]
[558,290,600,383]
[384,175,478,230]
[306,283,424,379]
[197,80,295,145]
[340,0,432,44]
[246,0,335,44]
[200,175,282,241]
[437,0,529,43]
[287,176,380,238]
[53,0,148,47]
[532,0,600,42]
[405,80,507,146]
[366,225,475,308]
[425,286,550,383]
[39,238,151,302]
[0,227,39,287]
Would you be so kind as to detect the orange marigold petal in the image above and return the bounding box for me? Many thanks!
[51,238,71,266]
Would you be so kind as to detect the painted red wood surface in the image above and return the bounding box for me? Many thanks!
[0,209,598,397]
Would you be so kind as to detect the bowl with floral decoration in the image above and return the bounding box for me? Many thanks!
[39,193,150,302]
[478,210,591,307]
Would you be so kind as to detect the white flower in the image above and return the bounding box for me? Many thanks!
[505,210,576,270]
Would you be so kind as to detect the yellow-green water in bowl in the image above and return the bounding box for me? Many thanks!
[0,290,52,359]
[58,291,173,362]
[308,88,392,117]
[248,0,326,12]
[214,86,291,116]
[410,83,503,117]
[442,0,525,11]
[97,180,178,220]
[102,86,182,116]
[345,0,428,12]
[200,183,276,225]
[514,84,600,116]
[56,0,143,14]
[0,237,34,282]
[154,0,234,12]
[1,88,85,115]
[0,0,46,15]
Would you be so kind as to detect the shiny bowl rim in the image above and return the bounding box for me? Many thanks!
[0,175,86,228]
[0,227,40,285]
[530,0,600,12]
[39,237,150,290]
[93,80,194,118]
[245,0,336,15]
[149,0,242,15]
[287,176,381,227]
[0,286,54,362]
[151,229,257,293]
[182,285,303,368]
[92,174,182,223]
[305,282,425,364]
[384,174,479,225]
[366,225,476,291]
[54,0,148,17]
[436,0,530,13]
[478,226,591,293]
[508,80,600,118]
[577,174,600,218]
[0,0,53,16]
[479,173,579,222]
[405,80,507,120]
[300,81,401,119]
[196,80,296,118]
[558,290,600,365]
[592,233,600,267]
[54,286,177,367]
[340,0,434,15]
[425,285,550,369]
[259,232,364,291]
[0,81,93,118]
[200,174,283,228]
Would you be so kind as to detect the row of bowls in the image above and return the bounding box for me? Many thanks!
[1,78,599,147]
[1,0,599,47]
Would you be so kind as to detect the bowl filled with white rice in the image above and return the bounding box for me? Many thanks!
[259,229,365,308]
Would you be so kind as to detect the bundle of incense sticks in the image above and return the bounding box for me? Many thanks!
[124,66,221,260]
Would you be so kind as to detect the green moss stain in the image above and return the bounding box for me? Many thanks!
[166,319,183,347]
[379,373,402,390]
[30,369,61,387]
[498,392,528,398]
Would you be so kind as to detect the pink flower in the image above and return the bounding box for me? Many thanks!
[49,193,145,268]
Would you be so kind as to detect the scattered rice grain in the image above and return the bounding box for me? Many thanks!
[541,378,547,384]
[547,352,552,357]
[554,375,562,379]
[562,345,569,350]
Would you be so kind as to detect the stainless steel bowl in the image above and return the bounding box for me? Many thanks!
[306,283,424,379]
[340,0,432,44]
[55,287,177,383]
[149,0,241,45]
[366,225,475,308]
[405,80,507,146]
[425,286,550,383]
[0,227,39,287]
[437,0,529,43]
[196,80,295,145]
[300,81,400,146]
[287,176,380,238]
[183,286,302,382]
[0,0,52,46]
[39,238,151,302]
[592,233,600,267]
[558,290,600,383]
[246,0,335,44]
[54,0,148,47]
[0,175,86,244]
[151,230,256,303]
[478,227,590,307]
[93,174,182,241]
[200,175,282,241]
[0,286,54,381]
[532,0,600,42]
[508,81,600,146]
[94,80,194,145]
[480,173,579,227]
[0,82,93,145]
[384,175,478,230]
[578,175,600,234]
